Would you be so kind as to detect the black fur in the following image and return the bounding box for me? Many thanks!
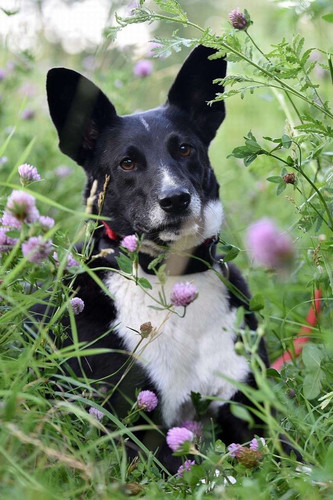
[45,46,268,473]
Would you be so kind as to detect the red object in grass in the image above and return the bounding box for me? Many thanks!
[102,221,119,241]
[271,289,322,371]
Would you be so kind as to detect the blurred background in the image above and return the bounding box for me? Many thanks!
[1,0,332,348]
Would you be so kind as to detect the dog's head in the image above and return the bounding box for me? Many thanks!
[47,46,227,254]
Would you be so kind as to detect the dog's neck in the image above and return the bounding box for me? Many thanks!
[98,222,219,275]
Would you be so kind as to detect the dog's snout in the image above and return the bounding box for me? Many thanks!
[159,188,191,214]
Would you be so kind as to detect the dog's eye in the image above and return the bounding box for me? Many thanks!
[179,144,192,157]
[120,157,135,170]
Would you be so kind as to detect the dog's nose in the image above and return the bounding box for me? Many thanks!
[158,188,191,213]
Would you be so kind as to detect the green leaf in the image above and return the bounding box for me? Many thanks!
[154,0,188,22]
[220,244,240,262]
[115,254,133,274]
[266,176,282,184]
[230,403,254,425]
[281,134,292,149]
[302,343,323,370]
[276,182,286,195]
[137,277,152,290]
[303,371,324,399]
[322,13,333,23]
[244,154,260,167]
[249,294,265,311]
[266,368,281,379]
[190,391,210,416]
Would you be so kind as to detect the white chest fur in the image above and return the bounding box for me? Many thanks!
[105,266,250,427]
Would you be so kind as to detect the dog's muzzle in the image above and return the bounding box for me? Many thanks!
[158,187,191,214]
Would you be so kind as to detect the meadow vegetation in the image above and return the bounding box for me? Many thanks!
[0,0,332,498]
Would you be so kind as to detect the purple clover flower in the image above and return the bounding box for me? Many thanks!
[54,165,72,178]
[53,251,79,269]
[0,227,17,254]
[39,216,55,230]
[6,190,39,223]
[246,218,295,270]
[89,406,104,421]
[228,443,244,457]
[133,59,153,78]
[229,8,249,30]
[182,420,202,438]
[121,234,138,252]
[70,297,85,315]
[1,211,22,230]
[0,156,7,164]
[22,236,52,263]
[137,390,158,412]
[249,437,266,451]
[170,282,197,307]
[18,163,41,184]
[21,109,35,120]
[166,427,194,452]
[0,69,6,81]
[177,459,195,477]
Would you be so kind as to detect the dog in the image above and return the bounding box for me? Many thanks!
[46,45,268,472]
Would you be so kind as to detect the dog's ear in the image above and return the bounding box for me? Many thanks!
[46,68,118,166]
[167,45,227,144]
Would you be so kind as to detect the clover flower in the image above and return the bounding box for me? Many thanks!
[70,297,85,315]
[21,108,35,120]
[18,163,41,184]
[170,282,197,307]
[133,60,153,78]
[249,437,266,451]
[182,420,202,438]
[236,447,263,468]
[22,236,52,263]
[0,227,17,254]
[228,443,244,458]
[137,390,158,412]
[229,8,249,30]
[177,460,195,477]
[246,218,295,270]
[6,190,39,223]
[121,234,138,252]
[166,427,194,452]
[39,216,55,230]
[54,165,72,178]
[1,211,22,230]
[53,251,79,269]
[89,406,104,421]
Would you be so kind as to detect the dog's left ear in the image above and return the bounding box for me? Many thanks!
[167,45,227,144]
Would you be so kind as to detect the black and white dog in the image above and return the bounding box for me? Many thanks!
[46,45,268,471]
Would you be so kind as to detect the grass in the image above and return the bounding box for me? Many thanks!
[0,0,333,498]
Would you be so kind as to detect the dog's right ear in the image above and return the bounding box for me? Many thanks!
[46,68,118,167]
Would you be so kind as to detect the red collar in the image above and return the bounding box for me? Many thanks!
[102,221,119,241]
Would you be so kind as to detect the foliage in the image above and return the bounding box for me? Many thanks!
[0,0,333,498]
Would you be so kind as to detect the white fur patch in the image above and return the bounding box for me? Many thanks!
[140,117,150,132]
[106,265,249,427]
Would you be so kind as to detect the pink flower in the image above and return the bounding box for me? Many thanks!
[133,60,153,78]
[249,437,266,451]
[53,251,79,269]
[54,165,72,178]
[246,218,295,269]
[177,459,195,477]
[121,234,138,252]
[228,443,244,457]
[6,190,39,223]
[182,420,202,438]
[170,282,197,307]
[22,236,52,263]
[137,390,158,412]
[18,163,41,184]
[166,427,194,452]
[1,211,22,230]
[21,109,35,120]
[229,8,249,30]
[89,407,104,421]
[70,297,85,315]
[39,216,55,230]
[0,227,17,254]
